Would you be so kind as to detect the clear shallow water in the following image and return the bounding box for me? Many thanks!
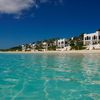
[0,53,100,100]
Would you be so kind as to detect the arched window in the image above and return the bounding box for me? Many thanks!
[93,35,97,40]
[88,37,90,40]
[99,36,100,39]
[87,36,89,40]
[61,41,64,44]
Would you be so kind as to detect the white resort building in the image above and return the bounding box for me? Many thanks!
[42,42,48,51]
[57,38,68,48]
[21,45,26,52]
[83,30,100,50]
[56,38,71,51]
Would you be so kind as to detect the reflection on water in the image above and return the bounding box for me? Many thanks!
[0,53,100,100]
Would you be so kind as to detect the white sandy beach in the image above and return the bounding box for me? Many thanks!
[1,50,100,54]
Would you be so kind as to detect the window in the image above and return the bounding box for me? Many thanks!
[93,35,97,40]
[87,36,89,40]
[61,41,64,44]
[88,37,91,40]
[99,36,100,39]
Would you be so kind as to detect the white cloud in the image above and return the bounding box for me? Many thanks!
[59,0,63,4]
[40,0,49,3]
[0,0,63,15]
[0,0,35,14]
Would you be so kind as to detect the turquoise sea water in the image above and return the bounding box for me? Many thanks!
[0,53,100,100]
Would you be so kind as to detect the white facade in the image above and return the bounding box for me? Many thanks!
[42,42,48,51]
[83,30,100,45]
[57,38,68,48]
[21,45,26,51]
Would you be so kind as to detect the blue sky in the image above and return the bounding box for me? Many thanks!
[0,0,100,49]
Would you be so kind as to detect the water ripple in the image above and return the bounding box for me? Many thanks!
[0,53,100,100]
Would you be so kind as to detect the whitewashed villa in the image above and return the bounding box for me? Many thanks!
[56,38,71,51]
[83,30,100,50]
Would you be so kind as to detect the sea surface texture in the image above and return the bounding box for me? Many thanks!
[0,53,100,100]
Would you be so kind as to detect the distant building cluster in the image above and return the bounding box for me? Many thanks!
[21,29,100,51]
[21,38,73,52]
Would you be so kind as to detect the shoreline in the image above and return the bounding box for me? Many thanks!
[1,50,100,54]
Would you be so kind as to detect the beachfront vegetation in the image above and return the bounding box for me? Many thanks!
[0,46,22,51]
[69,33,85,50]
